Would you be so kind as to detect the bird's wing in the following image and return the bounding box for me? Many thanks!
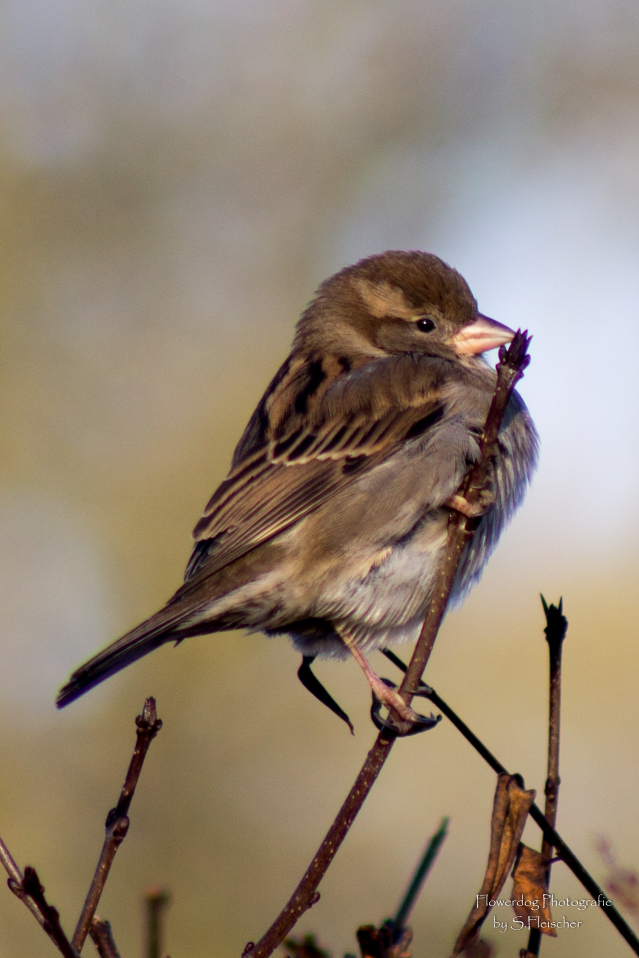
[184,354,447,581]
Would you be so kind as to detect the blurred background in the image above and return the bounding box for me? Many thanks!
[1,1,639,955]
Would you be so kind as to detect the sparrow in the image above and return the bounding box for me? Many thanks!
[57,251,538,728]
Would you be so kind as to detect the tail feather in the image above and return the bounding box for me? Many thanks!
[56,603,194,709]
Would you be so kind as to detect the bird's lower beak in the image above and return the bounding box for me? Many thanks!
[452,313,515,355]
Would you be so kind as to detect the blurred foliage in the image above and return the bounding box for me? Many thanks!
[1,2,639,956]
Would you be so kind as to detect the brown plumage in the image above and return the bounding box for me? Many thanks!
[57,251,538,720]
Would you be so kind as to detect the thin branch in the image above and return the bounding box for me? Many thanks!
[21,866,79,958]
[530,810,638,949]
[145,885,171,958]
[242,333,532,958]
[391,817,449,934]
[1,836,80,954]
[0,836,49,929]
[2,839,84,956]
[73,815,129,953]
[541,596,566,833]
[382,649,639,956]
[89,917,123,958]
[526,596,567,957]
[72,697,163,953]
[0,836,28,888]
[241,731,395,958]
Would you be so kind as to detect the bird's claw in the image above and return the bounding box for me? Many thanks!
[298,655,354,734]
[370,678,441,737]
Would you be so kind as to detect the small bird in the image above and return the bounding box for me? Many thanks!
[57,251,538,726]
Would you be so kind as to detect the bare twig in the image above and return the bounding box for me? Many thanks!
[89,917,123,958]
[72,697,163,953]
[355,819,449,956]
[2,839,82,955]
[241,731,394,958]
[541,596,566,835]
[2,840,81,957]
[382,649,639,956]
[242,333,532,958]
[391,817,449,935]
[0,836,50,929]
[21,866,79,958]
[526,597,567,957]
[145,885,171,958]
[0,836,29,889]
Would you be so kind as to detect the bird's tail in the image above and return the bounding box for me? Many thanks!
[56,600,202,709]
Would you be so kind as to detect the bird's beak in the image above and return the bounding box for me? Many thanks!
[452,313,515,355]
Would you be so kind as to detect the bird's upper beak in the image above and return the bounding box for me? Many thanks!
[452,313,515,355]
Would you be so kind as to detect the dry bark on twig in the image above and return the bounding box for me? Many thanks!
[21,866,79,958]
[72,697,163,952]
[0,699,162,957]
[525,597,567,956]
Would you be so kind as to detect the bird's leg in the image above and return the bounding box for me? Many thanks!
[444,487,495,518]
[337,628,425,726]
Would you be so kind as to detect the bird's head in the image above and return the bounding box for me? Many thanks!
[295,250,514,364]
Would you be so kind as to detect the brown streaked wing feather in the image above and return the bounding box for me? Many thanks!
[186,354,445,581]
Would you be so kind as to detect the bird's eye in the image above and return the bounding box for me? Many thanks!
[415,317,436,333]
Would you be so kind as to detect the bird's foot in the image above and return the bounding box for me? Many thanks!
[371,678,441,737]
[368,673,423,724]
[444,488,494,518]
[336,628,440,735]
